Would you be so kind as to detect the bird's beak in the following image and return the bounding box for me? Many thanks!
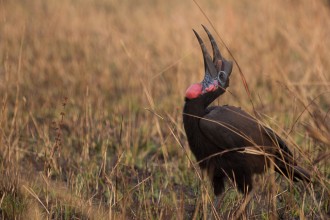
[193,29,217,88]
[202,25,233,79]
[193,26,233,90]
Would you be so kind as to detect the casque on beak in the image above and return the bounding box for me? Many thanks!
[193,25,233,91]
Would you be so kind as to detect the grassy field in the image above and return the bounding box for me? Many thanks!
[0,0,329,219]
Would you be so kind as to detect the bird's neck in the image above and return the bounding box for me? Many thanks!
[183,99,206,142]
[183,99,205,119]
[183,90,222,144]
[183,99,212,167]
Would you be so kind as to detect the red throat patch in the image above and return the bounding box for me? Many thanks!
[185,83,202,99]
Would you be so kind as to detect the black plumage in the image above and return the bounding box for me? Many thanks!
[183,25,310,196]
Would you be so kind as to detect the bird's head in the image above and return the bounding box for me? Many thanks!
[185,25,233,103]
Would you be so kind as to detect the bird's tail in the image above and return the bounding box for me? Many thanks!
[277,164,311,183]
[266,128,311,183]
[293,165,311,182]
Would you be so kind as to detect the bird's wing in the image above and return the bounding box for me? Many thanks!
[200,106,291,154]
[200,106,308,182]
[200,106,258,149]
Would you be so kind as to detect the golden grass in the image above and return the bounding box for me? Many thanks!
[0,0,329,219]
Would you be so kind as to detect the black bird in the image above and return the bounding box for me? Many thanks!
[183,25,310,198]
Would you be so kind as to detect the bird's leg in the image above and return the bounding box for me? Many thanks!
[208,195,224,220]
[233,191,253,219]
[213,195,221,210]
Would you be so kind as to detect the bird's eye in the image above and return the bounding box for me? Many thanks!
[217,71,226,82]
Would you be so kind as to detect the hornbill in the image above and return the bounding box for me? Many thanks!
[183,25,310,198]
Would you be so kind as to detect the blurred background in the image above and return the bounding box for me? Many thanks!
[0,0,329,219]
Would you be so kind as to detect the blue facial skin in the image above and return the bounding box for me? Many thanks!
[202,72,214,92]
[202,69,229,93]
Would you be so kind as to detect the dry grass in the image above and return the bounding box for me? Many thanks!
[0,0,329,219]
